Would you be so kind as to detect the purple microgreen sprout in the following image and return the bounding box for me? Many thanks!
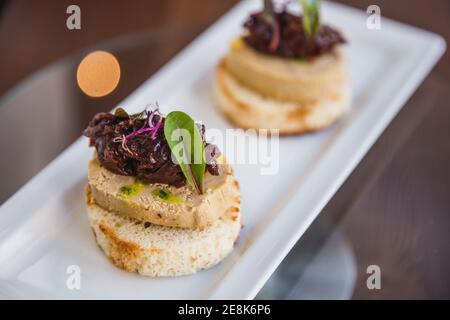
[151,120,162,140]
[124,127,155,140]
[262,0,281,52]
[115,107,164,154]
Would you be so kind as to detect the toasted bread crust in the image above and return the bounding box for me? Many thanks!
[214,59,350,135]
[86,186,242,277]
[97,222,144,273]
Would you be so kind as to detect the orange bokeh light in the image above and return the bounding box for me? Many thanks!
[76,50,121,97]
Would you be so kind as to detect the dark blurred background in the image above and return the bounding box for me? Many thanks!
[1,0,449,95]
[0,0,449,299]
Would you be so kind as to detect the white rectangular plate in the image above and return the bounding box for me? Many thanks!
[0,0,445,299]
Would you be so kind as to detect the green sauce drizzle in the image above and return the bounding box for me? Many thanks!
[119,182,146,199]
[294,58,305,63]
[151,188,183,204]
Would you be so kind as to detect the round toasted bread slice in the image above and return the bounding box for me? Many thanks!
[88,156,241,229]
[86,187,242,277]
[214,59,350,135]
[226,38,348,105]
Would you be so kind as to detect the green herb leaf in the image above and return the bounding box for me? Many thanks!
[114,108,147,120]
[300,0,320,37]
[114,107,129,119]
[262,0,275,23]
[262,0,280,51]
[163,111,206,194]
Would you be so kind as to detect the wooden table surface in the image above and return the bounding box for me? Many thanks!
[0,0,449,299]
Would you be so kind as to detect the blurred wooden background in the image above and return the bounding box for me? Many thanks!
[0,0,449,95]
[0,0,449,299]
